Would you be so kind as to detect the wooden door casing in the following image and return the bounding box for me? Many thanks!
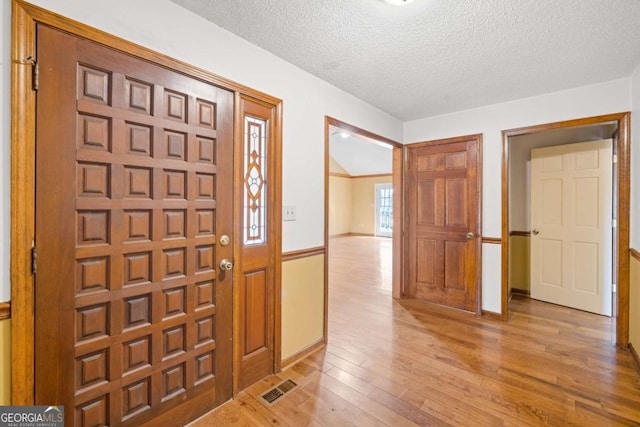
[35,26,233,426]
[404,136,481,313]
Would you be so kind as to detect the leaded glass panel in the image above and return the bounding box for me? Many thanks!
[243,116,267,245]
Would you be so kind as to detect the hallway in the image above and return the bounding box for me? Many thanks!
[192,236,640,426]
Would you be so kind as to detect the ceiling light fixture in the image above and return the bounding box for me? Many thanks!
[383,0,415,5]
[339,131,350,139]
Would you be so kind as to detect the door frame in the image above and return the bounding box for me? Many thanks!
[11,0,283,404]
[402,134,483,315]
[501,112,631,347]
[324,117,403,345]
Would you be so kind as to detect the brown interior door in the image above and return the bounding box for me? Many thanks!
[34,25,233,426]
[404,136,481,312]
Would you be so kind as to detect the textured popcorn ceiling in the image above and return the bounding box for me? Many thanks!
[170,0,640,120]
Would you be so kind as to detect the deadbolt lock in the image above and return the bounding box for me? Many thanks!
[220,235,230,246]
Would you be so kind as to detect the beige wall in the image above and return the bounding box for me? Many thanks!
[329,176,353,236]
[351,176,392,235]
[329,156,349,174]
[509,235,530,292]
[630,253,640,353]
[0,319,9,405]
[329,175,392,236]
[281,254,325,360]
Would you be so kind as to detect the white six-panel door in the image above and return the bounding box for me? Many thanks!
[530,140,612,316]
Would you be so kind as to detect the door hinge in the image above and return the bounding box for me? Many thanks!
[404,148,409,169]
[612,283,617,293]
[32,245,38,275]
[612,219,617,228]
[613,154,618,164]
[23,56,39,91]
[33,60,39,91]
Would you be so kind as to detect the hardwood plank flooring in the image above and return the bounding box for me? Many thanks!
[190,236,640,426]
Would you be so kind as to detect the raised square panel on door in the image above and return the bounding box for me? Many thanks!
[164,130,187,161]
[76,256,110,294]
[76,395,109,427]
[542,154,563,172]
[77,65,110,105]
[196,137,215,164]
[417,153,442,172]
[196,99,216,129]
[162,363,186,402]
[574,242,599,294]
[123,294,151,330]
[164,89,187,123]
[445,151,466,170]
[124,210,151,242]
[574,177,599,227]
[444,241,465,290]
[164,170,186,199]
[123,252,151,286]
[75,349,109,392]
[123,335,152,375]
[195,281,215,310]
[125,77,153,115]
[163,325,186,360]
[77,114,111,151]
[122,377,151,421]
[542,179,562,226]
[244,270,267,355]
[195,352,214,386]
[164,210,186,239]
[77,163,110,198]
[163,248,186,280]
[416,239,437,285]
[540,239,563,288]
[77,211,110,246]
[124,167,152,199]
[126,123,153,157]
[76,303,110,342]
[445,178,466,227]
[163,286,186,319]
[417,180,436,226]
[575,149,599,170]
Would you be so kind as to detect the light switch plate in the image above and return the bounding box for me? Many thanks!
[284,205,296,221]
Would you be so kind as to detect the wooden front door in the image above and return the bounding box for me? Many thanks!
[34,26,233,426]
[530,140,613,315]
[404,135,481,312]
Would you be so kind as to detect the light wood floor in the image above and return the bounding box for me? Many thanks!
[190,236,640,426]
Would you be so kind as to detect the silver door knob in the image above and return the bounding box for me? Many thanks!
[466,232,475,239]
[219,259,233,271]
[532,229,539,235]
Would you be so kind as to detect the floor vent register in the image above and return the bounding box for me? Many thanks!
[259,379,298,406]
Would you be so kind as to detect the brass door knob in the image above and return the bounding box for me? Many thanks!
[466,232,475,239]
[219,259,233,271]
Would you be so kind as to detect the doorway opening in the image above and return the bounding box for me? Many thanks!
[324,117,403,337]
[502,113,631,347]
